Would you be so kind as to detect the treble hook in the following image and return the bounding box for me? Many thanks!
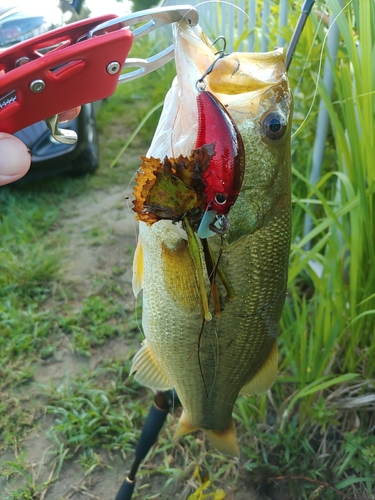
[196,36,227,92]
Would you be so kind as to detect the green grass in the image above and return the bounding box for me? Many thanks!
[46,360,147,456]
[0,191,61,388]
[284,0,375,399]
[1,2,375,499]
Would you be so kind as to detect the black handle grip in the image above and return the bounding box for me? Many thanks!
[135,403,169,460]
[115,392,173,500]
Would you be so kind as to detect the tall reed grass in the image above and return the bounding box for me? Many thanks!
[283,0,375,394]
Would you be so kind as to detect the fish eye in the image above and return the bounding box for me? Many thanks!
[215,193,227,205]
[262,112,286,140]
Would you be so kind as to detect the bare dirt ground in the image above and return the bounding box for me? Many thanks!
[39,186,143,500]
[1,186,139,500]
[1,184,270,500]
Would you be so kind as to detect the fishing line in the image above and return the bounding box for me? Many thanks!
[292,0,353,140]
[332,90,375,106]
[194,0,249,24]
[123,181,143,336]
[195,237,227,398]
[208,325,220,397]
[122,103,169,336]
[194,0,253,51]
[291,0,328,139]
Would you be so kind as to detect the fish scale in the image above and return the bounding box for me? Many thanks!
[131,22,292,456]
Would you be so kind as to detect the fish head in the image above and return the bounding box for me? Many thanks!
[205,53,293,244]
[164,25,293,242]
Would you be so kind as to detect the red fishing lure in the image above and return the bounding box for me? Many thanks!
[195,91,245,218]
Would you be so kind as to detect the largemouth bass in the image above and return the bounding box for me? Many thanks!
[131,21,292,456]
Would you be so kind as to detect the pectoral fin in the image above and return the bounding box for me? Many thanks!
[240,342,278,396]
[130,340,173,391]
[132,237,144,296]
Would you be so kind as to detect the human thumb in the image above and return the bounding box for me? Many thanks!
[0,133,31,186]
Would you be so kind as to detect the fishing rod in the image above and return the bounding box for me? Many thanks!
[115,2,316,499]
[115,391,179,500]
[286,0,316,70]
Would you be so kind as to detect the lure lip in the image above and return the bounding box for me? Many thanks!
[197,208,217,238]
[197,208,229,239]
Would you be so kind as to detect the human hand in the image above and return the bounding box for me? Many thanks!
[0,107,80,186]
[0,133,31,186]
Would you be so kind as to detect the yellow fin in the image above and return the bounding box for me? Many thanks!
[206,420,239,457]
[174,413,239,458]
[240,342,278,397]
[173,410,199,440]
[130,340,173,391]
[132,237,144,296]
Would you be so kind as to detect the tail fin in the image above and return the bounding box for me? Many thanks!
[206,419,239,457]
[173,411,239,457]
